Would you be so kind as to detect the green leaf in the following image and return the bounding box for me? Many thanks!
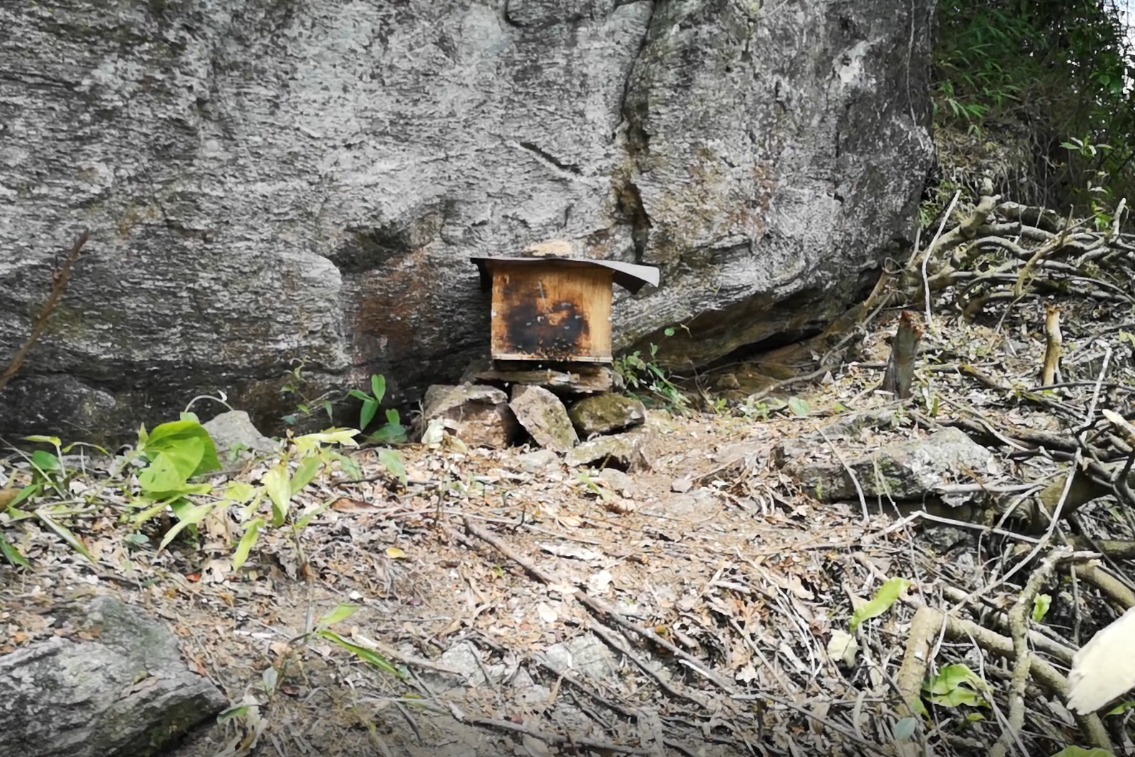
[348,389,372,402]
[294,428,360,452]
[218,704,252,722]
[925,663,989,708]
[139,420,221,477]
[232,517,264,570]
[30,450,61,475]
[138,452,193,498]
[851,578,910,632]
[223,481,258,504]
[370,374,386,403]
[893,717,918,741]
[1104,700,1135,716]
[290,455,322,496]
[35,509,93,562]
[359,398,379,430]
[787,397,811,417]
[317,603,361,628]
[1032,594,1051,623]
[928,684,985,708]
[263,467,291,527]
[158,503,214,551]
[379,449,408,486]
[23,435,61,447]
[1049,749,1116,757]
[0,533,29,567]
[294,502,328,530]
[327,451,362,482]
[131,499,171,525]
[11,484,41,508]
[317,629,402,678]
[368,412,409,445]
[148,435,205,484]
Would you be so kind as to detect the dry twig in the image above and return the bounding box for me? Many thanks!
[0,229,90,392]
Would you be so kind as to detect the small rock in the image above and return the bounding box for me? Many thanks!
[517,448,561,473]
[568,394,646,436]
[509,385,578,452]
[421,384,520,450]
[565,431,653,472]
[670,476,694,493]
[596,469,635,497]
[772,426,999,503]
[543,633,616,681]
[203,410,277,457]
[426,644,488,694]
[714,373,741,390]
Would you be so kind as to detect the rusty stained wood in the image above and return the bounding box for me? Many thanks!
[488,263,613,363]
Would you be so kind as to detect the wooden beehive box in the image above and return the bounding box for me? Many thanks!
[470,256,659,364]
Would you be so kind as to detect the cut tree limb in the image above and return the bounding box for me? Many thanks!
[1039,304,1063,387]
[881,311,923,400]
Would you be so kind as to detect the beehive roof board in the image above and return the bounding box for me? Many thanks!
[470,256,660,294]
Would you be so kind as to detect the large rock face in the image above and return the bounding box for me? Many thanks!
[0,0,934,441]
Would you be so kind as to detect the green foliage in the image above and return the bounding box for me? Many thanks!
[282,365,407,445]
[280,360,335,427]
[786,397,811,418]
[349,374,387,430]
[137,416,222,500]
[924,663,990,709]
[1,435,110,564]
[615,328,689,412]
[933,0,1135,210]
[350,374,409,444]
[850,577,910,632]
[1061,136,1120,230]
[1,411,407,569]
[310,604,402,678]
[1032,593,1052,623]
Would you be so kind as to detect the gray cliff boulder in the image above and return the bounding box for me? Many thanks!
[0,596,227,757]
[0,0,933,441]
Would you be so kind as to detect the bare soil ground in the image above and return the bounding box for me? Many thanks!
[6,203,1135,757]
[1,384,959,756]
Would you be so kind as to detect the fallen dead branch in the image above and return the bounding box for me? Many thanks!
[897,599,1113,752]
[459,517,736,693]
[990,549,1063,757]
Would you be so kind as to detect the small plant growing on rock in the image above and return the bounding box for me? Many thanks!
[615,329,689,412]
[349,373,408,444]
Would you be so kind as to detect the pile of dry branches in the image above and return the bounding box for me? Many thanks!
[845,194,1135,754]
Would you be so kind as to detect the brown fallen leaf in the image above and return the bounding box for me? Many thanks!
[0,488,20,513]
[331,497,383,513]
